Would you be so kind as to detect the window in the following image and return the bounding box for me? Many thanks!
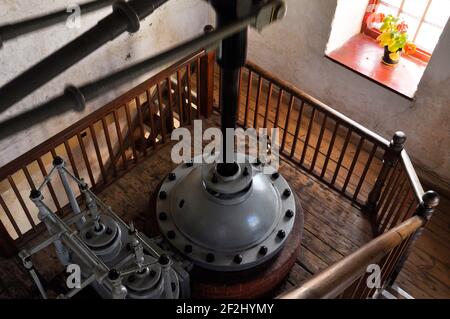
[362,0,450,61]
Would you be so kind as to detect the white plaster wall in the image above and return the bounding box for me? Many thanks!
[248,0,450,185]
[326,0,369,53]
[0,0,210,166]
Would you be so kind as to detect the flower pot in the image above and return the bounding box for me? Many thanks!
[382,46,400,65]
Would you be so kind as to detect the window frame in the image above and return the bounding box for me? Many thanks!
[362,0,436,63]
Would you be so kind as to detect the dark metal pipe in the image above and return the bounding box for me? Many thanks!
[0,0,169,113]
[212,0,248,175]
[0,0,116,44]
[0,12,258,141]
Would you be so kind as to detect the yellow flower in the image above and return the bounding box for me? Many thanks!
[389,52,400,61]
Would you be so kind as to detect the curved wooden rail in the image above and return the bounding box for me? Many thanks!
[278,215,424,299]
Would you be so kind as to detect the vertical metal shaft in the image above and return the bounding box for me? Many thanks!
[53,156,85,228]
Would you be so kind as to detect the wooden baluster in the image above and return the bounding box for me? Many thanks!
[389,192,415,227]
[253,75,263,128]
[7,175,36,228]
[199,47,215,118]
[363,132,406,216]
[342,137,365,193]
[310,114,328,172]
[101,117,118,177]
[0,193,22,237]
[196,59,201,119]
[76,133,96,187]
[353,143,378,201]
[300,107,316,166]
[236,68,243,124]
[379,175,409,233]
[273,89,283,130]
[124,103,138,163]
[63,140,80,180]
[113,109,128,170]
[23,166,36,191]
[375,163,402,228]
[290,101,305,159]
[244,70,253,128]
[166,77,175,127]
[281,95,295,152]
[156,83,167,142]
[176,70,184,126]
[321,121,340,179]
[145,89,158,148]
[330,127,352,186]
[263,82,274,129]
[89,124,108,183]
[135,97,148,156]
[186,65,193,125]
[37,157,62,213]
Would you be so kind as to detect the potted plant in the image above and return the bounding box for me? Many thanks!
[375,14,417,66]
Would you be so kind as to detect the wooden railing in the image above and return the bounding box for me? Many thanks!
[0,47,439,298]
[0,49,214,253]
[212,60,439,298]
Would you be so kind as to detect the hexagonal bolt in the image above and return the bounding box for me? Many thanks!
[168,173,176,181]
[272,172,280,179]
[234,254,243,264]
[277,230,286,239]
[171,282,177,292]
[259,246,268,256]
[106,227,113,235]
[159,191,167,200]
[243,167,249,177]
[186,162,193,167]
[283,189,291,198]
[285,209,294,218]
[158,212,168,221]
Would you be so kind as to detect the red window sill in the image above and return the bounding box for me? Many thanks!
[327,34,427,99]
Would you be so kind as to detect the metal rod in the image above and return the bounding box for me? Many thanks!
[0,1,276,141]
[0,0,116,44]
[0,0,169,112]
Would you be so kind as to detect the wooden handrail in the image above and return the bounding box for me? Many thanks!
[245,60,390,148]
[278,215,425,299]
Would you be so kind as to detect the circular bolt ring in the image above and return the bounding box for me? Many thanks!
[233,254,243,264]
[259,246,268,256]
[277,230,286,239]
[206,253,215,263]
[167,230,176,239]
[113,1,140,33]
[285,209,294,218]
[184,245,193,253]
[168,173,176,181]
[159,191,167,200]
[283,189,291,197]
[158,212,168,221]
